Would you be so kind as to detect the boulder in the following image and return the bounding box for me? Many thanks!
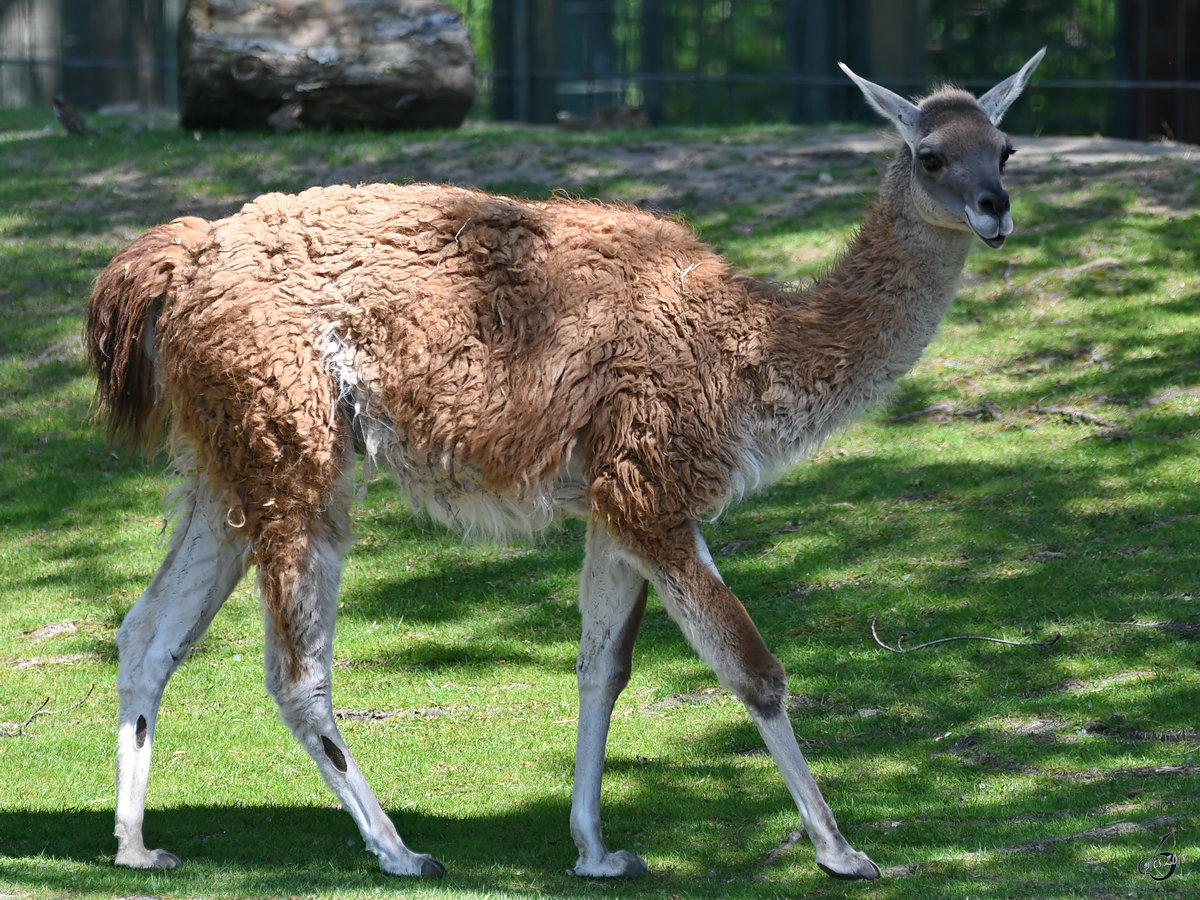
[179,0,475,131]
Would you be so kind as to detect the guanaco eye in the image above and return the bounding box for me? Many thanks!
[918,150,943,173]
[1000,144,1016,172]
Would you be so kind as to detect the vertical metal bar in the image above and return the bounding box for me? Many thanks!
[1177,0,1186,140]
[693,0,703,124]
[641,0,666,122]
[1138,0,1147,137]
[513,0,530,121]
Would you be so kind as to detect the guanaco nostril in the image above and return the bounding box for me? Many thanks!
[977,189,1010,217]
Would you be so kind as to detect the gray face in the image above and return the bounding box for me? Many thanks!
[839,48,1044,251]
[909,97,1016,248]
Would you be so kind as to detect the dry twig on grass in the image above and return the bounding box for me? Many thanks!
[0,684,95,737]
[871,616,1060,654]
[884,400,1005,425]
[1032,402,1120,428]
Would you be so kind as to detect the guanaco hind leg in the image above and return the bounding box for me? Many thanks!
[625,521,880,881]
[570,521,649,877]
[114,474,251,869]
[258,466,444,878]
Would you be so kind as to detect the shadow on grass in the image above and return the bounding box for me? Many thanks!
[325,445,1198,679]
[0,777,826,896]
[3,739,1195,897]
[0,404,174,608]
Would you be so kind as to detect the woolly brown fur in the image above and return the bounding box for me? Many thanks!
[88,180,967,672]
[85,175,978,554]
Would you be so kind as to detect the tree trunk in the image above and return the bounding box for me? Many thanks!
[179,0,475,131]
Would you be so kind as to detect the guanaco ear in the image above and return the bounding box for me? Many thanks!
[839,62,922,150]
[977,47,1046,125]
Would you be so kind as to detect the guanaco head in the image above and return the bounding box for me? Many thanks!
[840,48,1045,248]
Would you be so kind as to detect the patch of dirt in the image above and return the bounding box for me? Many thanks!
[53,124,1200,242]
[649,685,726,710]
[952,715,1200,754]
[995,715,1070,736]
[354,131,891,222]
[27,336,85,369]
[1064,763,1200,781]
[22,621,78,642]
[334,131,1200,221]
[883,813,1179,878]
[1079,717,1200,743]
[1023,670,1155,698]
[1141,618,1200,637]
[8,653,92,670]
[884,399,1123,433]
[1142,387,1200,408]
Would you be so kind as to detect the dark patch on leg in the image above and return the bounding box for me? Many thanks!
[135,715,147,749]
[743,668,790,720]
[321,735,348,772]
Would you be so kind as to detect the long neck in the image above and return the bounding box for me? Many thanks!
[749,150,975,450]
[821,151,975,373]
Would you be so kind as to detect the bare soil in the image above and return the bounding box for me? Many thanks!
[100,125,1200,234]
[339,129,1200,220]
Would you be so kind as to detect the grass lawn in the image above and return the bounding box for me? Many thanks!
[0,106,1198,899]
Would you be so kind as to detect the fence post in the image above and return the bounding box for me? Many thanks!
[641,0,664,123]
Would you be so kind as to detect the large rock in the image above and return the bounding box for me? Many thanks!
[179,0,475,131]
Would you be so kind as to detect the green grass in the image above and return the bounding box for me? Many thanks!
[1,108,1198,899]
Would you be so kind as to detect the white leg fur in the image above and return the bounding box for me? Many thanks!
[750,707,880,879]
[114,474,251,869]
[692,520,724,583]
[261,494,443,877]
[569,522,649,878]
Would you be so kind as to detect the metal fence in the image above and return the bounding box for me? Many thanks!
[3,0,1199,142]
[0,0,185,111]
[485,0,1200,141]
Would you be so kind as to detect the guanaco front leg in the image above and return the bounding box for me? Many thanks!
[631,521,880,881]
